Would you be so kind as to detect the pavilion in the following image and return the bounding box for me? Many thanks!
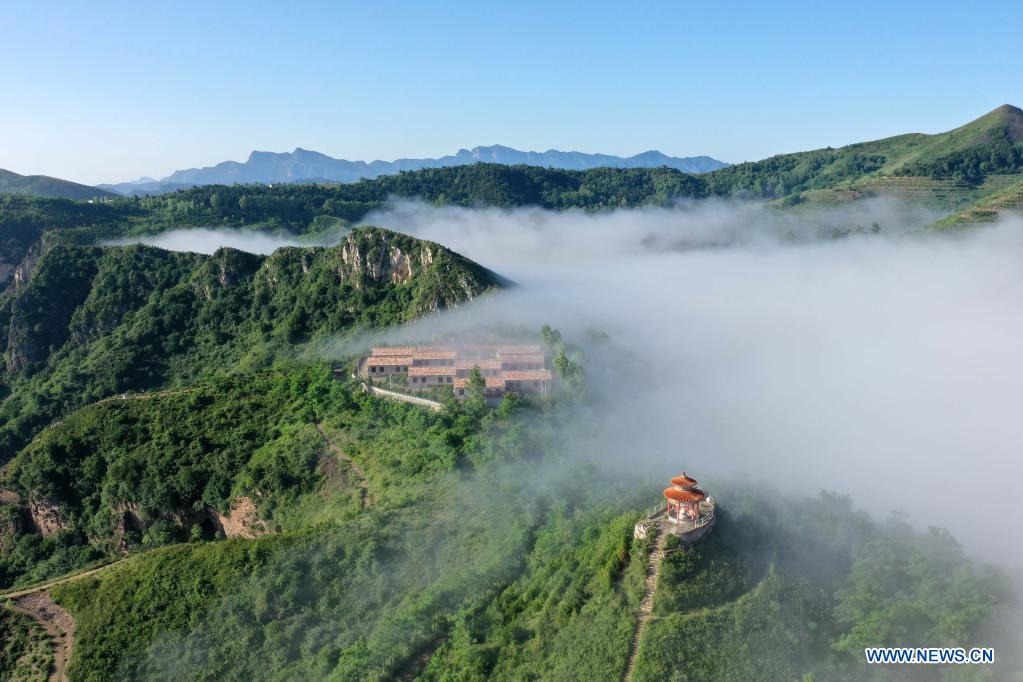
[634,471,716,542]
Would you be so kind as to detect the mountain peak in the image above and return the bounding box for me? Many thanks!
[956,103,1023,144]
[992,103,1022,117]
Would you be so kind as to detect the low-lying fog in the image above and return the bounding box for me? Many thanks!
[361,200,1023,565]
[105,227,332,254]
[132,200,1023,564]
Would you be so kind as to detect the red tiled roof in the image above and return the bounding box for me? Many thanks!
[495,345,543,355]
[454,359,503,369]
[502,369,553,381]
[499,353,546,364]
[367,356,412,366]
[663,487,706,503]
[412,350,458,360]
[463,343,540,352]
[671,474,698,487]
[371,346,416,356]
[409,366,456,377]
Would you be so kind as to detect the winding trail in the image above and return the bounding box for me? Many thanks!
[622,528,668,682]
[0,560,125,601]
[315,423,372,508]
[6,593,73,682]
[1,559,126,682]
[96,387,198,405]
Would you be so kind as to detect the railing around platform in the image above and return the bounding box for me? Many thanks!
[644,495,716,532]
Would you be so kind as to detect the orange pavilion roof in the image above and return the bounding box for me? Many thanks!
[664,487,706,503]
[671,473,698,487]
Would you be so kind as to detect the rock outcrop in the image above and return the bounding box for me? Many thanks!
[208,497,269,540]
[28,497,69,537]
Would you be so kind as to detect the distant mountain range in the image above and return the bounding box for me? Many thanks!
[0,168,118,201]
[98,145,728,195]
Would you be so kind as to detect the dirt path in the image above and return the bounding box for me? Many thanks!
[6,593,74,682]
[315,423,372,508]
[1,559,125,682]
[622,528,668,682]
[0,560,125,601]
[96,386,198,405]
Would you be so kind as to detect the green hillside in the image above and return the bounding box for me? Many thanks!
[1,361,1013,680]
[0,228,504,461]
[0,169,117,201]
[705,104,1023,210]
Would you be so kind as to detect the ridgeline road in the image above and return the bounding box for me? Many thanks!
[1,559,126,601]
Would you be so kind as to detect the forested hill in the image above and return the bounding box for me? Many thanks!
[0,168,117,201]
[0,227,504,461]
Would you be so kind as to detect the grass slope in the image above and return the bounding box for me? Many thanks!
[0,169,116,201]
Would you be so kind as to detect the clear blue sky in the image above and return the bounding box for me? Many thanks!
[2,1,1021,185]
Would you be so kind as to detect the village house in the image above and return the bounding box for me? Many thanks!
[361,343,553,400]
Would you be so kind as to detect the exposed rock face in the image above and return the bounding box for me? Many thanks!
[28,497,68,537]
[338,230,424,286]
[208,497,269,540]
[255,228,504,312]
[5,238,55,374]
[5,237,96,376]
[6,231,59,294]
[0,488,22,505]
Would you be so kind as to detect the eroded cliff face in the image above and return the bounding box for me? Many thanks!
[4,237,98,377]
[27,497,69,537]
[337,231,425,286]
[9,238,49,294]
[255,227,503,315]
[207,496,270,540]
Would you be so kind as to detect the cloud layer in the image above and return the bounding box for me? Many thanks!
[115,200,1023,563]
[358,200,1023,564]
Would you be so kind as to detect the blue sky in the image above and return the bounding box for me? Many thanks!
[2,1,1021,185]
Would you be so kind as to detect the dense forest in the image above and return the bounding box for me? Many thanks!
[0,228,504,462]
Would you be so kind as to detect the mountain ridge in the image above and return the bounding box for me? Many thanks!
[99,144,727,194]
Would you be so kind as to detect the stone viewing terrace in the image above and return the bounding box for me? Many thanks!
[634,472,716,543]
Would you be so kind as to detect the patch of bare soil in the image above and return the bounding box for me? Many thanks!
[8,592,74,682]
[210,497,270,539]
